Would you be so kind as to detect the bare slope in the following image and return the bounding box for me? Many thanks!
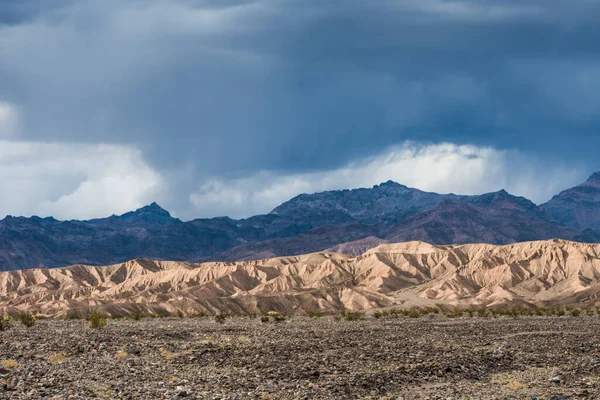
[2,239,600,317]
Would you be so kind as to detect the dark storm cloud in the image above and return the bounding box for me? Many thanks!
[0,0,75,25]
[0,0,599,218]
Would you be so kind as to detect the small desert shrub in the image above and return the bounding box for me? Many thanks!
[176,310,184,319]
[0,315,10,331]
[189,311,207,318]
[556,308,565,316]
[585,308,595,316]
[260,315,270,323]
[341,310,364,321]
[2,359,19,369]
[505,308,519,319]
[214,314,226,324]
[517,308,531,316]
[386,309,401,318]
[373,309,393,319]
[87,312,107,329]
[272,313,286,323]
[130,312,143,321]
[114,351,128,360]
[308,310,324,318]
[570,309,581,317]
[445,309,463,319]
[48,352,68,364]
[19,312,36,328]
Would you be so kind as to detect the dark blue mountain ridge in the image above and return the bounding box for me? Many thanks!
[0,173,599,270]
[539,171,600,229]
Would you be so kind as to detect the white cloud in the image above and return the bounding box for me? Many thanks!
[0,141,162,219]
[189,142,585,218]
[0,102,19,138]
[401,0,542,20]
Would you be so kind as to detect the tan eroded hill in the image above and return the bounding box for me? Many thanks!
[2,239,600,317]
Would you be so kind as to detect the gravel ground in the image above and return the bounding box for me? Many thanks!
[1,315,600,399]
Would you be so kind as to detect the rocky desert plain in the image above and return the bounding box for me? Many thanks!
[2,239,600,398]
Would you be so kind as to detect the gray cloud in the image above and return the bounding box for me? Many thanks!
[0,0,598,219]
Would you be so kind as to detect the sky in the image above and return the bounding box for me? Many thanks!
[0,0,599,220]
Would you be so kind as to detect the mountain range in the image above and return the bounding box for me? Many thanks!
[2,239,600,317]
[1,171,600,271]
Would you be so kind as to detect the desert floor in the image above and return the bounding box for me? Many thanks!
[1,315,599,399]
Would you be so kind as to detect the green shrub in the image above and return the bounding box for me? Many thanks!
[19,312,36,328]
[342,311,364,321]
[570,309,581,317]
[308,311,324,318]
[556,308,565,316]
[533,308,544,316]
[214,314,226,324]
[130,312,143,320]
[373,309,393,318]
[0,315,10,331]
[445,309,463,319]
[518,308,532,316]
[260,315,270,323]
[585,308,595,316]
[191,311,207,318]
[176,310,184,319]
[272,313,286,323]
[388,309,401,318]
[87,312,107,329]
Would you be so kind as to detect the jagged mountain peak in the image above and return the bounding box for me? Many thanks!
[133,202,171,215]
[582,171,600,187]
[112,202,180,225]
[269,180,450,225]
[372,180,408,189]
[539,171,600,229]
[466,189,537,212]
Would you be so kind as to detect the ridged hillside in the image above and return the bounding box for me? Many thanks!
[2,239,600,317]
